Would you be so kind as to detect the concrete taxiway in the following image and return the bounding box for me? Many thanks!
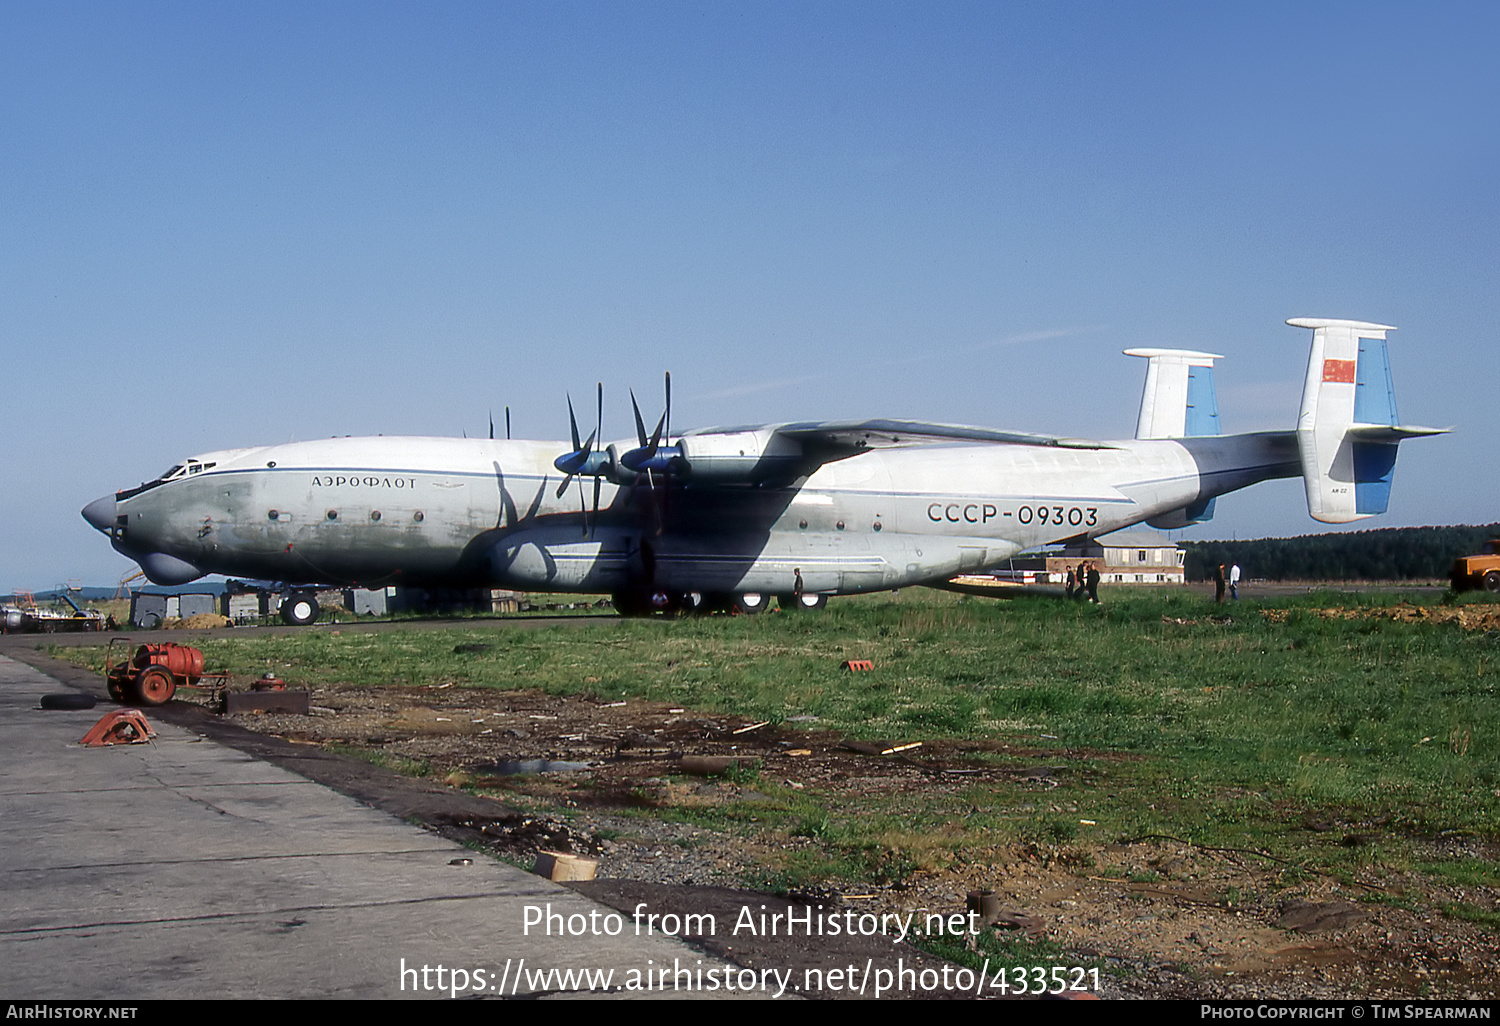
[0,654,755,1000]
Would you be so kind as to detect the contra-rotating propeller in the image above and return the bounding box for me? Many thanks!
[552,382,606,535]
[618,372,685,535]
[551,373,684,537]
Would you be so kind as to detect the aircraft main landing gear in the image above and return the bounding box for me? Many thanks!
[280,594,320,626]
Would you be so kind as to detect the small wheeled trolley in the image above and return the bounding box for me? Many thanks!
[103,639,230,707]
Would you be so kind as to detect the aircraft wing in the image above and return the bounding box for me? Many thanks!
[668,418,1118,483]
[685,418,1116,452]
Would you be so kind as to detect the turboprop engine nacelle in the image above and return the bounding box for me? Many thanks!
[676,429,806,483]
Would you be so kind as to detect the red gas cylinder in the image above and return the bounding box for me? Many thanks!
[132,643,204,685]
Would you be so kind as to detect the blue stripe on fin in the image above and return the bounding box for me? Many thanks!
[1184,366,1221,436]
[1353,441,1398,515]
[1354,338,1399,427]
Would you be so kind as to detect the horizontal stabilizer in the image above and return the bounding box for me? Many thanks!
[1347,424,1450,441]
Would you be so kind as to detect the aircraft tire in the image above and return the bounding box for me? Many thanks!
[40,692,98,711]
[134,667,176,706]
[778,592,826,612]
[281,594,320,626]
[733,592,767,615]
[1485,571,1500,594]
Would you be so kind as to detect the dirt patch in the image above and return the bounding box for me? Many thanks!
[1260,603,1500,631]
[12,640,1496,1000]
[186,676,1498,1000]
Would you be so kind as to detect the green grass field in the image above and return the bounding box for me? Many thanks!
[58,588,1500,900]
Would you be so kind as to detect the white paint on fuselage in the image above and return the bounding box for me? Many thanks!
[108,429,1297,594]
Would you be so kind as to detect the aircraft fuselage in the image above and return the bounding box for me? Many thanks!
[84,431,1300,598]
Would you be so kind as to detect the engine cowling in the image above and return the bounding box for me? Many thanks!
[676,430,804,483]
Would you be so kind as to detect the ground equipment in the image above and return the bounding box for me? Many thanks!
[1449,541,1500,593]
[103,639,229,706]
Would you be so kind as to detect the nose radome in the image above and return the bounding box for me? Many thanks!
[81,495,116,532]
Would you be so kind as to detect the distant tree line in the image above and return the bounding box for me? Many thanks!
[1179,524,1500,582]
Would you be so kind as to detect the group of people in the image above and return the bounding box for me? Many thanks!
[1064,561,1101,603]
[1212,563,1241,601]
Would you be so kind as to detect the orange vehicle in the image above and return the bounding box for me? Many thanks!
[1449,540,1500,593]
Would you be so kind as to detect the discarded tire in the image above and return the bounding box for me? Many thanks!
[40,693,98,711]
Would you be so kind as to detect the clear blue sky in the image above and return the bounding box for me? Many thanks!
[3,1,1496,590]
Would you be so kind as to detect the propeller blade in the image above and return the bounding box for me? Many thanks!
[505,406,511,440]
[663,371,671,444]
[630,389,648,448]
[566,395,582,452]
[646,468,663,535]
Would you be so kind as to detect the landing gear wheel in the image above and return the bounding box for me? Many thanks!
[733,592,767,615]
[280,594,320,626]
[1485,571,1500,594]
[778,592,827,612]
[134,667,176,706]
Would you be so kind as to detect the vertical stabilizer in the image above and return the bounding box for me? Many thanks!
[1124,348,1223,440]
[1291,317,1417,523]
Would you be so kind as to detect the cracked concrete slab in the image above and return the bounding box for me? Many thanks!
[1,655,760,1000]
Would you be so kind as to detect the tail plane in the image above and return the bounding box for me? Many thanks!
[1290,318,1447,524]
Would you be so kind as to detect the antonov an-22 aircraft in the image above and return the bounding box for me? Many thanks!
[83,318,1445,623]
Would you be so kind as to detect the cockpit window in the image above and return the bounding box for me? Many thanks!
[160,460,218,480]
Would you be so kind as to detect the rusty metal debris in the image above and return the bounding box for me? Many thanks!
[79,709,157,747]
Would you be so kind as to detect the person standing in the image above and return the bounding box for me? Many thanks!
[1229,563,1241,600]
[1086,562,1100,603]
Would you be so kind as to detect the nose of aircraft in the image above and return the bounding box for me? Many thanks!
[81,495,116,533]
